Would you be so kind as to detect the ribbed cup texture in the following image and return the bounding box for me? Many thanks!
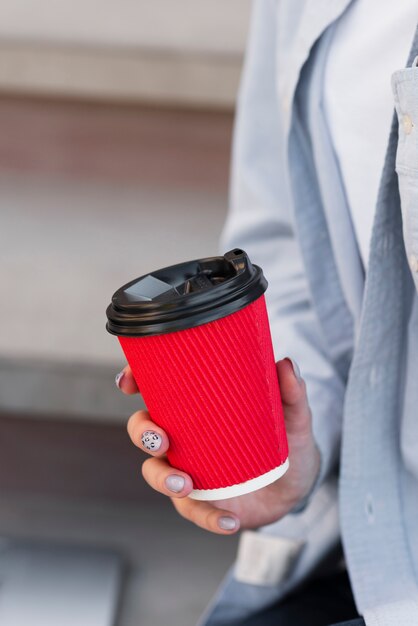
[119,295,288,491]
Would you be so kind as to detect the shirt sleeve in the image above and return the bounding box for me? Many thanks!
[221,0,346,488]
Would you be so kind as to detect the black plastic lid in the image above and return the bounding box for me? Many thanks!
[106,249,267,337]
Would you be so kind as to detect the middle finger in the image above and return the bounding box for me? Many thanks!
[127,409,169,456]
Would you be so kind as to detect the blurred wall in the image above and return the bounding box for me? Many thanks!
[0,11,246,626]
[0,2,251,421]
[0,0,251,107]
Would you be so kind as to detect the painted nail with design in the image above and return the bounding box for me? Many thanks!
[141,430,162,452]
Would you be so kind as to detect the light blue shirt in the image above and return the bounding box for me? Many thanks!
[199,2,418,625]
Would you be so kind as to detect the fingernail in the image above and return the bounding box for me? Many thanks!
[141,430,162,452]
[115,371,124,389]
[165,475,185,493]
[286,357,302,382]
[218,516,237,531]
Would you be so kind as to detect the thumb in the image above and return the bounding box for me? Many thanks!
[276,358,313,440]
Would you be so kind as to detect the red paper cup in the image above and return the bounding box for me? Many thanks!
[107,250,289,500]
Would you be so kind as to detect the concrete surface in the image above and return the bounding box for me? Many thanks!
[0,493,238,626]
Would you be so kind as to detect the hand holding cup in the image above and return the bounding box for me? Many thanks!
[107,250,320,531]
[117,357,320,534]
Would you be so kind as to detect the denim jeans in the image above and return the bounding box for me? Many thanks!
[225,570,364,626]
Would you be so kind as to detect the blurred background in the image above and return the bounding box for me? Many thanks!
[0,2,251,624]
